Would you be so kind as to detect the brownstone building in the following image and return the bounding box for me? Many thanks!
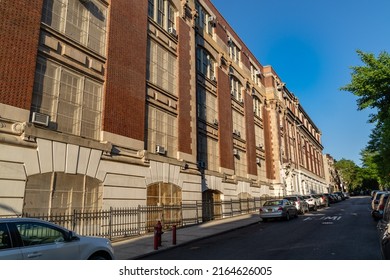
[0,0,327,217]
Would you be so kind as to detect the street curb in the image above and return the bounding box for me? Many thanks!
[132,220,260,260]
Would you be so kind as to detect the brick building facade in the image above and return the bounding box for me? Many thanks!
[0,0,327,217]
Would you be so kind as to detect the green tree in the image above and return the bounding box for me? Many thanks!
[359,149,381,190]
[341,50,390,187]
[334,158,361,191]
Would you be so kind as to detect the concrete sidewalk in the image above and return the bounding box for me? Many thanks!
[112,213,260,260]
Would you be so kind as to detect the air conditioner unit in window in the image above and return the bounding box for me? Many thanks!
[256,158,261,164]
[254,70,262,76]
[213,119,219,126]
[233,148,239,156]
[31,112,50,127]
[168,27,177,36]
[156,145,166,155]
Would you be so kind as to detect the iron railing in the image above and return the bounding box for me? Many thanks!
[21,197,279,240]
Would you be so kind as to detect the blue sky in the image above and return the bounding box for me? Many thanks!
[211,0,390,165]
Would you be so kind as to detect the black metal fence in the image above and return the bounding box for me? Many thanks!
[21,197,278,240]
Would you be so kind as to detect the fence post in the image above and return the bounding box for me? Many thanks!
[109,207,113,240]
[137,205,141,235]
[72,209,77,232]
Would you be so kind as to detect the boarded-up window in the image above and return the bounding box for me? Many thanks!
[24,173,102,215]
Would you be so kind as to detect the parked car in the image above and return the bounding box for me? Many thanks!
[283,195,309,214]
[333,191,346,200]
[303,194,320,211]
[259,199,298,222]
[372,193,390,220]
[323,193,336,204]
[0,218,115,260]
[377,196,390,259]
[372,190,381,199]
[316,194,329,207]
[372,191,388,211]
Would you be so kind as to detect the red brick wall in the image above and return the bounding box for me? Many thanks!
[263,108,275,179]
[104,0,148,141]
[177,19,192,154]
[244,92,257,176]
[217,68,234,170]
[0,0,43,110]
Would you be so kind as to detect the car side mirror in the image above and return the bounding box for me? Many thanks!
[66,231,78,242]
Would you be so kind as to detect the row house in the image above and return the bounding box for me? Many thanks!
[0,0,328,218]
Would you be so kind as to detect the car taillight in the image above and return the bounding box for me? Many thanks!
[260,208,263,212]
[379,204,385,210]
[278,207,283,211]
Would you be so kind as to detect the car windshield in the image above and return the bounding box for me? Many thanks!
[264,200,283,206]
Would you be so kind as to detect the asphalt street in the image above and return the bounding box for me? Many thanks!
[138,196,382,260]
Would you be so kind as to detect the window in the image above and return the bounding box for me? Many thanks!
[23,173,103,215]
[42,0,107,56]
[148,0,176,32]
[255,124,264,150]
[234,149,247,178]
[15,222,66,246]
[197,133,219,172]
[229,40,240,63]
[250,64,260,85]
[0,224,11,250]
[147,106,178,158]
[32,58,103,139]
[197,87,218,124]
[196,48,215,80]
[195,1,214,35]
[147,183,182,227]
[253,95,261,118]
[147,39,177,95]
[232,110,245,140]
[230,76,242,101]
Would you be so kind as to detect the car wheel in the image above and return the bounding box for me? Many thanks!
[88,253,111,260]
[285,212,290,221]
[314,205,317,211]
[262,218,267,222]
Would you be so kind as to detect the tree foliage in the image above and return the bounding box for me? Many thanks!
[334,158,361,191]
[341,50,390,188]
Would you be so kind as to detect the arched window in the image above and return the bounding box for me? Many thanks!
[24,172,102,215]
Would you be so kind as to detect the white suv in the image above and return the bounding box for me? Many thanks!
[283,196,309,214]
[303,194,321,211]
[0,218,115,260]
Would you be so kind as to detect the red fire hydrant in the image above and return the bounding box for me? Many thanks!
[154,221,163,250]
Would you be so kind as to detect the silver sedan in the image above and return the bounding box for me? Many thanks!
[259,199,298,222]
